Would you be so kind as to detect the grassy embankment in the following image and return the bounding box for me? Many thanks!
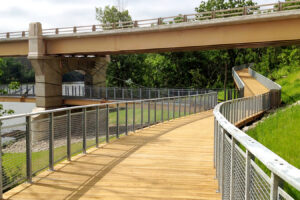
[246,69,300,199]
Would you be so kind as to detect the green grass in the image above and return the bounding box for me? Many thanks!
[276,69,300,104]
[247,105,300,199]
[245,69,300,199]
[2,137,106,190]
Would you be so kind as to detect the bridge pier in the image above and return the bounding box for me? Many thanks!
[28,22,109,109]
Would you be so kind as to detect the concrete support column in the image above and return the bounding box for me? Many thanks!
[30,58,63,108]
[28,22,63,108]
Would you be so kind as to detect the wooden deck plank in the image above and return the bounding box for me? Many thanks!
[237,68,269,97]
[4,111,220,200]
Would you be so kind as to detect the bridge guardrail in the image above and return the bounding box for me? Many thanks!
[0,92,218,198]
[214,72,300,199]
[1,1,300,40]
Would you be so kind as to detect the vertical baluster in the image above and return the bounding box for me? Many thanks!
[245,150,252,200]
[116,103,119,138]
[230,138,236,200]
[106,105,109,143]
[95,107,99,147]
[148,101,150,125]
[49,113,54,170]
[26,116,32,183]
[67,110,71,160]
[141,101,143,127]
[154,101,157,123]
[133,102,136,131]
[125,103,128,135]
[161,100,164,122]
[270,173,280,200]
[83,108,87,154]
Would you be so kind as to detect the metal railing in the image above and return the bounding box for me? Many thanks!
[63,86,212,100]
[0,84,239,102]
[214,76,300,199]
[0,84,35,97]
[248,67,282,107]
[232,64,247,97]
[0,92,218,197]
[1,1,300,40]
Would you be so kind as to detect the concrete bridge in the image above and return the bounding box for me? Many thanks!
[1,1,300,109]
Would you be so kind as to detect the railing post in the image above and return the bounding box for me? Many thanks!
[105,88,108,99]
[230,138,236,200]
[183,15,188,22]
[189,96,191,114]
[245,150,252,200]
[141,101,144,127]
[140,88,142,99]
[116,103,119,138]
[184,97,186,116]
[154,101,157,123]
[179,98,181,117]
[194,96,197,113]
[83,108,87,154]
[220,128,225,197]
[148,101,150,125]
[278,1,283,11]
[125,102,128,135]
[26,116,32,183]
[158,18,163,25]
[114,88,116,100]
[49,113,54,171]
[106,105,109,143]
[133,102,136,131]
[211,10,216,19]
[92,25,96,31]
[95,107,99,147]
[173,98,176,119]
[270,173,280,200]
[161,100,164,122]
[67,110,71,160]
[243,6,248,15]
[167,99,170,120]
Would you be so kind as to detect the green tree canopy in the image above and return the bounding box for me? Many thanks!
[96,5,132,25]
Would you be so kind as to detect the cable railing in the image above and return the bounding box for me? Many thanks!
[1,1,300,40]
[213,68,300,199]
[0,92,218,198]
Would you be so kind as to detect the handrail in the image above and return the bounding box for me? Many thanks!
[214,66,299,199]
[232,64,248,97]
[1,1,300,40]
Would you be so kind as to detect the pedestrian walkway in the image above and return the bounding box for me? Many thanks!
[4,111,220,200]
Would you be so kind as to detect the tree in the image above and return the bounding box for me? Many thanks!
[96,6,132,29]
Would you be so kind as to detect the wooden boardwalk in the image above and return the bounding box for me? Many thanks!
[4,111,220,200]
[237,68,269,97]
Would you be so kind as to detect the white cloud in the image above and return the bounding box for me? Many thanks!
[0,0,277,32]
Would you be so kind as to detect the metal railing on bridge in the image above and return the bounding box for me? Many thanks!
[0,84,239,102]
[0,92,218,197]
[1,1,300,39]
[214,68,300,199]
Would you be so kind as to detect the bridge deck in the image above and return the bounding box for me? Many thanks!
[4,111,220,200]
[237,68,269,97]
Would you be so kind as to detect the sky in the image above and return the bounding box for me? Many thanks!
[0,0,276,32]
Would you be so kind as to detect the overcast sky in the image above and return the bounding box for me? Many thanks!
[0,0,275,32]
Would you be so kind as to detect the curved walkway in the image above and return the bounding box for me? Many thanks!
[4,111,220,200]
[236,68,269,97]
